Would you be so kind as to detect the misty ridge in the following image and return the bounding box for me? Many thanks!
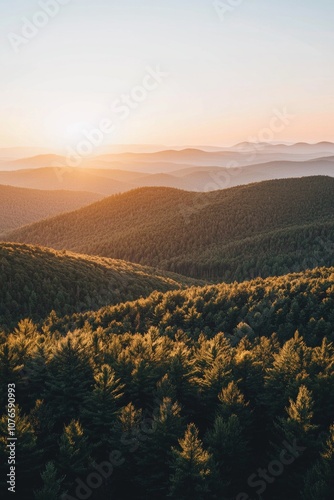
[0,142,333,196]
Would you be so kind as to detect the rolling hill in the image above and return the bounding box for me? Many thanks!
[57,265,334,346]
[0,243,199,327]
[3,265,334,499]
[0,184,103,235]
[4,176,334,281]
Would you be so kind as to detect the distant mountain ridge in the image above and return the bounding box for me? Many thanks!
[4,176,334,281]
[1,141,334,171]
[0,156,333,195]
[0,184,103,235]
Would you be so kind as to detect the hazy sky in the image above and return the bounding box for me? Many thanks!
[0,0,333,150]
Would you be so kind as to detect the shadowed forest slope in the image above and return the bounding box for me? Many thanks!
[5,176,334,281]
[0,243,199,328]
[2,266,334,499]
[55,265,334,346]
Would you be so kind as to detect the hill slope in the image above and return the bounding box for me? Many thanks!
[57,265,334,345]
[2,266,334,499]
[33,265,334,499]
[0,243,199,327]
[5,176,334,281]
[0,184,103,234]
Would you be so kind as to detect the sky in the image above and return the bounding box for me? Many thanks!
[0,0,333,151]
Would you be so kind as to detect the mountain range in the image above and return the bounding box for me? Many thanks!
[0,142,333,196]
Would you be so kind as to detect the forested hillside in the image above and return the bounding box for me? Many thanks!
[0,184,103,234]
[1,266,334,499]
[5,176,334,281]
[53,266,334,345]
[0,243,198,328]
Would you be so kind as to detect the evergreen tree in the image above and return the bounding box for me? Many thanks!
[302,425,334,500]
[205,414,249,496]
[110,403,144,499]
[29,399,58,460]
[275,385,318,444]
[135,397,184,498]
[25,340,50,406]
[264,333,311,416]
[57,420,92,493]
[34,461,65,500]
[44,335,94,425]
[81,364,124,455]
[156,373,178,402]
[167,347,195,409]
[273,385,318,498]
[169,423,214,500]
[217,381,253,429]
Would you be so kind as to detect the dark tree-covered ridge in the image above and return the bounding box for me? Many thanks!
[57,265,334,346]
[5,176,334,281]
[1,266,334,499]
[0,243,199,328]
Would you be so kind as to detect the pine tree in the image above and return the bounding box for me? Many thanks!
[273,385,318,498]
[205,414,249,495]
[34,461,65,500]
[192,334,233,424]
[81,364,124,455]
[166,347,195,411]
[57,420,92,493]
[13,318,38,338]
[29,399,58,461]
[135,397,184,499]
[127,358,159,408]
[109,403,144,498]
[44,335,94,425]
[169,423,214,500]
[156,373,178,402]
[302,425,334,500]
[265,333,311,416]
[275,385,318,444]
[25,340,50,405]
[217,381,253,429]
